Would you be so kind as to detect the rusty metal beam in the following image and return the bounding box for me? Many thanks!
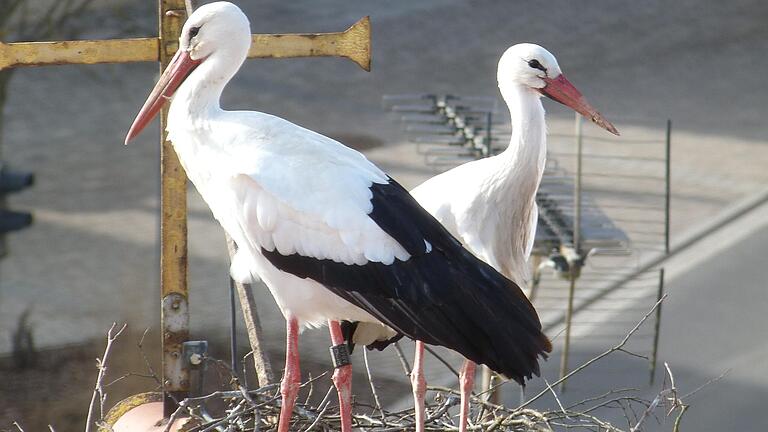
[0,17,371,71]
[159,0,189,417]
[249,16,371,71]
[0,38,158,69]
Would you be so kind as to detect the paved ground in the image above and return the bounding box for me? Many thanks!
[509,200,768,431]
[645,205,768,431]
[1,0,767,428]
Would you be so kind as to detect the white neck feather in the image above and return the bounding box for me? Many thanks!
[169,49,245,125]
[498,84,547,197]
[165,48,248,173]
[498,83,547,175]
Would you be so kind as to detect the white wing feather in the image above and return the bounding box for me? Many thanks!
[183,112,411,269]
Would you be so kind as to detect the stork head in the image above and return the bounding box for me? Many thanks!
[180,2,251,64]
[125,2,251,144]
[498,43,619,135]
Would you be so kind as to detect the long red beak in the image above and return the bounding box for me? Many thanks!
[539,74,619,135]
[124,50,202,144]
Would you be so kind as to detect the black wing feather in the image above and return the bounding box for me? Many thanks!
[262,178,551,384]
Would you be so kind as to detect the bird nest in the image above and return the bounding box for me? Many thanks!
[161,373,686,432]
[83,299,695,432]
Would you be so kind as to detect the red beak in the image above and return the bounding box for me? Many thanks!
[538,74,619,136]
[124,50,202,144]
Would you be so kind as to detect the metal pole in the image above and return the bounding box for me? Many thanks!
[649,268,665,383]
[573,113,583,282]
[664,119,672,255]
[485,111,493,157]
[159,0,190,417]
[649,119,671,384]
[559,113,583,391]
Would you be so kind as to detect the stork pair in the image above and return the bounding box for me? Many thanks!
[125,3,618,431]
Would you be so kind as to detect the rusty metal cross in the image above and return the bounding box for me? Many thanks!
[0,0,370,417]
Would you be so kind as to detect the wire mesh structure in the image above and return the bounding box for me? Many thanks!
[383,94,671,390]
[537,116,671,390]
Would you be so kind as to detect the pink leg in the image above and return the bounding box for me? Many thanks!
[459,360,477,432]
[278,316,300,432]
[328,320,353,432]
[412,341,426,432]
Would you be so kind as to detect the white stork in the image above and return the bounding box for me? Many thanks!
[124,3,551,431]
[402,44,618,430]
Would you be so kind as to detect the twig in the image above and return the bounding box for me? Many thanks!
[548,326,568,343]
[672,405,689,432]
[631,362,686,432]
[423,345,460,378]
[616,347,649,361]
[300,371,330,389]
[137,327,161,386]
[103,371,159,387]
[564,387,638,410]
[543,377,568,418]
[162,403,188,432]
[304,372,314,405]
[226,235,274,386]
[681,368,730,399]
[198,400,247,432]
[242,350,253,389]
[518,294,667,410]
[362,348,387,422]
[85,323,127,432]
[300,386,335,432]
[392,341,412,376]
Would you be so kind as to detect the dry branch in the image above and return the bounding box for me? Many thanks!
[226,235,275,386]
[518,294,668,410]
[84,323,126,432]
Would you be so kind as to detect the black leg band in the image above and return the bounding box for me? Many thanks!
[329,344,351,368]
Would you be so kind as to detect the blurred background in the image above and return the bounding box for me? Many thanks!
[0,0,766,430]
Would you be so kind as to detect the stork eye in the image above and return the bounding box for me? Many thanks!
[528,59,545,71]
[189,26,201,38]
